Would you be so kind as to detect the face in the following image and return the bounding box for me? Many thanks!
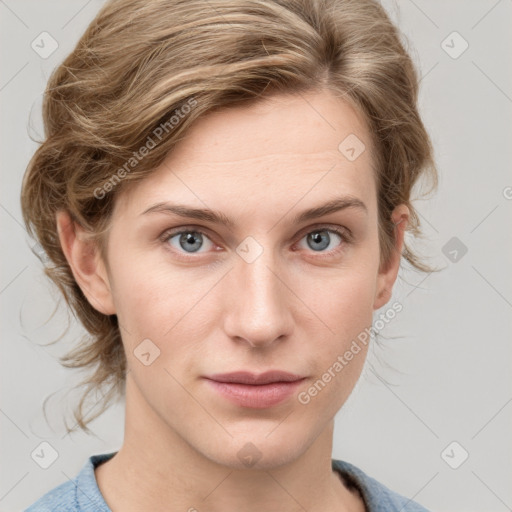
[66,89,407,470]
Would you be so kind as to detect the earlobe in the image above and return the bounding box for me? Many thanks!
[56,210,116,315]
[373,205,409,311]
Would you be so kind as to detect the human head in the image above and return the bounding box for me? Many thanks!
[21,0,437,434]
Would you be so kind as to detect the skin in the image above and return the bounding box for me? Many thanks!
[57,89,409,512]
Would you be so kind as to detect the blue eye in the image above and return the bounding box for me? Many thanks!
[160,225,351,259]
[163,230,215,254]
[298,228,346,253]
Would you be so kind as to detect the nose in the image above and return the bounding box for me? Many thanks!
[222,248,294,349]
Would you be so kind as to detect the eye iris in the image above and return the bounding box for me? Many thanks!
[307,230,330,251]
[180,232,203,252]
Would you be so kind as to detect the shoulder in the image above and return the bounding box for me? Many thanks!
[24,478,78,512]
[332,459,430,512]
[24,452,116,512]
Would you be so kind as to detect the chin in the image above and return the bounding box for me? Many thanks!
[200,431,309,471]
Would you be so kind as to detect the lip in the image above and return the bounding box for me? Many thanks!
[203,371,306,409]
[205,370,305,385]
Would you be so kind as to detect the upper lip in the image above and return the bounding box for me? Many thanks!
[204,371,305,385]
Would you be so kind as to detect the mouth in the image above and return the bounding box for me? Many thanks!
[204,370,305,385]
[202,371,307,409]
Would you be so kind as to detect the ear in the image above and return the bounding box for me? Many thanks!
[56,210,116,315]
[373,204,409,310]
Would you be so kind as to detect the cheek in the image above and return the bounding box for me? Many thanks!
[109,242,182,317]
[298,268,377,406]
[108,251,218,378]
[106,254,175,358]
[303,263,378,337]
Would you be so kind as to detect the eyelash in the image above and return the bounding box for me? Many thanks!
[159,224,353,261]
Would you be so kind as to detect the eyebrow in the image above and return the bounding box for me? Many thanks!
[140,195,368,228]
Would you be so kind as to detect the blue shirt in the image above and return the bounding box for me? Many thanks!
[25,452,429,511]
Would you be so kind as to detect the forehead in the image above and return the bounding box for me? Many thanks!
[117,89,377,217]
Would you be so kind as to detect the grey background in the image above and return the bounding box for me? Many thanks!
[1,1,511,511]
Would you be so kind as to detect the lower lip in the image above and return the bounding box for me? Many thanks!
[204,378,305,408]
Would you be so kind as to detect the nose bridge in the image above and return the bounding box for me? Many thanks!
[241,251,283,309]
[223,239,292,347]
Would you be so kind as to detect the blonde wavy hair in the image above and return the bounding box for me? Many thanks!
[21,0,438,434]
